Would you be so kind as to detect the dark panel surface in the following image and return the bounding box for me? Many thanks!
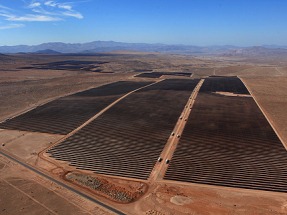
[200,76,250,94]
[48,79,200,179]
[0,81,152,134]
[19,60,108,72]
[164,77,287,192]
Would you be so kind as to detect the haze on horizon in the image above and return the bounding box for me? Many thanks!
[0,0,286,47]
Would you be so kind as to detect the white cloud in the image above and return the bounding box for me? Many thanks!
[0,12,61,22]
[58,4,72,10]
[44,1,57,7]
[0,23,24,30]
[62,11,83,19]
[0,12,12,19]
[31,8,55,15]
[28,2,41,8]
[0,0,84,29]
[7,14,61,22]
[40,1,84,19]
[0,4,12,11]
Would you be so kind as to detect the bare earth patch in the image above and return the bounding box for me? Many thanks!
[128,183,287,215]
[0,155,110,215]
[65,172,148,203]
[242,76,287,146]
[214,91,252,97]
[0,130,63,164]
[0,178,90,215]
[0,162,5,170]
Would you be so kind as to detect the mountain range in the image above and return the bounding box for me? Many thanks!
[0,41,287,57]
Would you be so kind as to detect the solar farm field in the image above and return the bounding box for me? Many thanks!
[164,77,287,192]
[200,76,250,94]
[0,81,152,135]
[48,79,200,180]
[135,72,192,78]
[19,60,108,72]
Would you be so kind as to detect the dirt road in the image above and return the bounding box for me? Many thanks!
[149,79,204,182]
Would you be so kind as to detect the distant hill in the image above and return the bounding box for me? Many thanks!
[0,53,8,61]
[0,41,237,55]
[0,53,19,62]
[0,41,286,57]
[222,46,287,58]
[33,49,62,54]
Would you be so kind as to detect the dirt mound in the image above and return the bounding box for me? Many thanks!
[65,172,147,203]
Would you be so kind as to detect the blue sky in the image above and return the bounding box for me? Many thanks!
[0,0,286,46]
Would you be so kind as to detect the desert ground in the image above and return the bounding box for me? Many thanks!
[1,52,287,215]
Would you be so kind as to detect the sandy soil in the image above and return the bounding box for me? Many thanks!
[0,72,132,122]
[214,91,252,97]
[127,182,287,215]
[0,129,63,164]
[0,155,112,215]
[1,53,287,214]
[242,76,287,146]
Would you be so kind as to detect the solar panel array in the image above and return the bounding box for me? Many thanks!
[48,79,200,179]
[164,77,287,192]
[0,81,152,134]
